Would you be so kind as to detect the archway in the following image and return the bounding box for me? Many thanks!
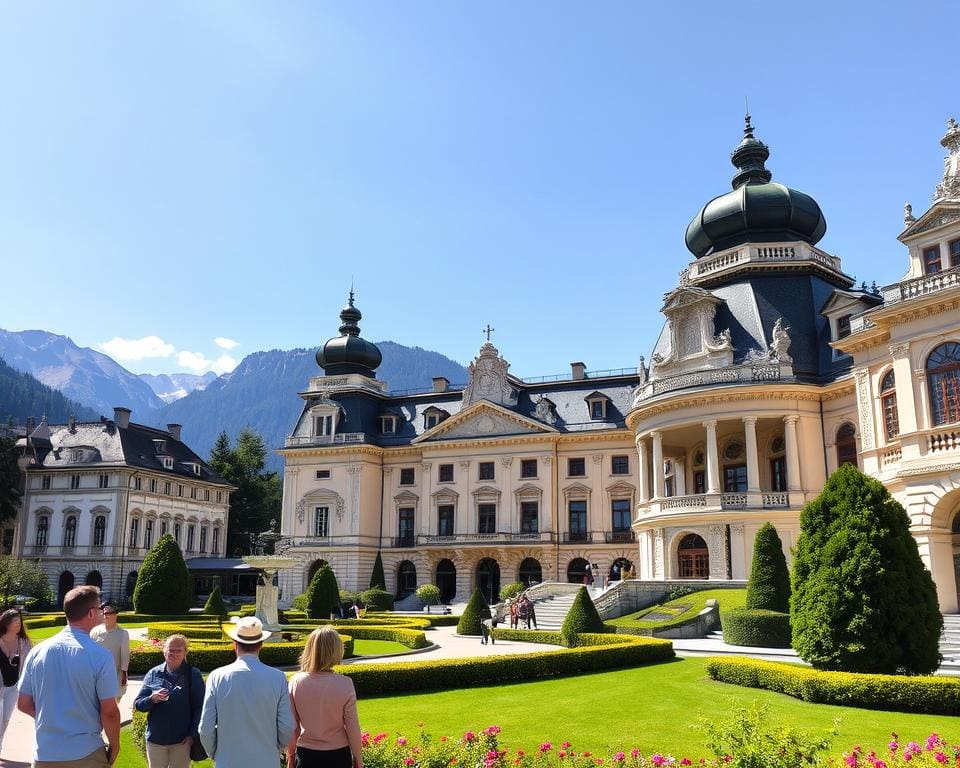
[436,559,456,604]
[677,533,709,579]
[567,557,589,584]
[609,557,633,582]
[85,570,103,588]
[476,558,500,604]
[307,559,328,584]
[125,570,138,598]
[57,571,75,608]
[518,557,542,587]
[397,560,417,597]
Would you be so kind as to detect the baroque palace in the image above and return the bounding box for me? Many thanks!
[278,116,960,614]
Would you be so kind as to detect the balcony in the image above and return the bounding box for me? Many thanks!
[639,491,796,522]
[416,532,556,546]
[563,531,592,544]
[881,264,960,305]
[634,361,789,404]
[687,242,845,285]
[605,530,636,544]
[284,432,365,448]
[24,544,126,557]
[391,534,416,548]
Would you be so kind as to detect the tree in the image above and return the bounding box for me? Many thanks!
[791,463,942,674]
[560,587,605,647]
[0,436,21,525]
[133,533,192,614]
[456,588,491,635]
[202,585,227,617]
[208,429,282,556]
[746,523,791,613]
[0,555,51,607]
[415,584,440,613]
[369,551,386,591]
[305,565,341,619]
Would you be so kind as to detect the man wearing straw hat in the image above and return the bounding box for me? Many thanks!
[198,616,294,768]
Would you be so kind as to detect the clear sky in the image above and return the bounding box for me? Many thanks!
[0,2,955,379]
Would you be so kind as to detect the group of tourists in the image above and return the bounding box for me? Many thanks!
[6,585,365,768]
[505,595,537,630]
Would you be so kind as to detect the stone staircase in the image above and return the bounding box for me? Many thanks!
[941,614,960,674]
[526,592,579,630]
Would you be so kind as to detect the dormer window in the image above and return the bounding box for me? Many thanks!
[314,414,334,436]
[423,406,449,431]
[836,315,852,339]
[923,245,942,274]
[72,449,83,463]
[584,392,610,420]
[161,457,174,470]
[187,462,201,476]
[379,416,397,434]
[153,439,167,454]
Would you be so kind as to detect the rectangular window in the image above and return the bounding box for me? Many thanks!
[883,393,900,440]
[199,526,208,553]
[380,417,396,434]
[437,505,454,536]
[399,467,415,486]
[425,414,439,429]
[438,464,454,483]
[160,520,169,537]
[837,315,852,339]
[314,506,330,538]
[177,484,184,498]
[212,527,220,555]
[316,469,331,480]
[611,455,629,475]
[70,474,81,490]
[129,518,139,548]
[723,464,748,492]
[478,503,496,534]
[216,491,223,503]
[478,462,495,481]
[204,489,210,501]
[924,245,942,274]
[98,473,109,488]
[520,459,538,479]
[568,500,587,540]
[520,501,538,533]
[41,475,51,490]
[35,518,49,548]
[174,522,182,545]
[694,470,706,495]
[568,457,585,477]
[186,525,195,552]
[150,478,157,493]
[190,487,197,499]
[164,481,171,495]
[397,507,415,545]
[770,457,787,492]
[315,414,334,436]
[144,519,154,549]
[612,498,632,531]
[951,238,960,264]
[134,477,142,491]
[590,400,605,419]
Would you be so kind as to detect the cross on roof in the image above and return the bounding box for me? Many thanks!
[483,324,495,342]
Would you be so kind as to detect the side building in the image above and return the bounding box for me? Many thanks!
[16,407,232,606]
[278,295,640,604]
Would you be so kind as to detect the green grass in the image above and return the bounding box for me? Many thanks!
[28,622,151,641]
[355,657,956,756]
[606,589,747,629]
[351,638,410,656]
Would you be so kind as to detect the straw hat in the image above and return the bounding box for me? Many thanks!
[225,616,272,644]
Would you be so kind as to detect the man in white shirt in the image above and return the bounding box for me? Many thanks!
[90,603,130,701]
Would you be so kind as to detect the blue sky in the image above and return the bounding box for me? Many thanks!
[0,2,955,379]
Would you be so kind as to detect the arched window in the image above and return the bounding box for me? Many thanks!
[769,435,787,492]
[35,516,50,549]
[836,423,858,468]
[396,561,417,597]
[566,557,590,584]
[927,342,960,426]
[677,533,709,579]
[93,516,107,548]
[63,515,78,549]
[125,570,138,597]
[435,559,456,604]
[85,570,102,588]
[476,558,500,604]
[880,370,899,440]
[518,557,542,586]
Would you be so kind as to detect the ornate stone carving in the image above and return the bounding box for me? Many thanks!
[429,407,545,440]
[534,395,557,425]
[905,210,960,237]
[769,318,793,363]
[295,500,305,524]
[890,343,910,360]
[653,528,664,578]
[914,368,927,382]
[459,461,470,471]
[540,456,552,466]
[935,117,960,201]
[500,457,514,467]
[853,368,874,450]
[651,286,733,375]
[904,203,915,226]
[592,454,603,465]
[461,342,518,408]
[708,524,727,579]
[421,462,432,473]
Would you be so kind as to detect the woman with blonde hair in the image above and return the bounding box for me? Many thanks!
[287,626,363,768]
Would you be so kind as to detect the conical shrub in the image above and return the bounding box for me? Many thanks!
[369,551,386,590]
[560,587,605,647]
[203,585,227,617]
[306,565,342,619]
[133,533,191,615]
[456,587,491,635]
[746,522,791,613]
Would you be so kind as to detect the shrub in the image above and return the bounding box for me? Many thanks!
[415,584,441,612]
[369,551,386,590]
[202,586,227,617]
[704,656,960,716]
[721,608,791,648]
[291,593,308,612]
[667,585,694,602]
[457,588,490,636]
[560,587,605,647]
[305,565,341,619]
[360,588,394,612]
[746,522,790,613]
[133,534,191,615]
[499,582,524,600]
[791,464,943,674]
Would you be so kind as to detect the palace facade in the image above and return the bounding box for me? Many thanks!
[278,116,960,614]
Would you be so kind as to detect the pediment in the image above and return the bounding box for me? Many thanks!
[412,401,557,443]
[899,202,960,241]
[394,490,419,503]
[661,286,721,314]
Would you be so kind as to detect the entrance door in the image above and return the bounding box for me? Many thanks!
[57,571,75,608]
[518,557,542,586]
[677,533,709,578]
[476,558,500,604]
[397,561,417,597]
[436,559,457,604]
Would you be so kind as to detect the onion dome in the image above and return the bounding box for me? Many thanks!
[684,115,827,258]
[315,291,382,377]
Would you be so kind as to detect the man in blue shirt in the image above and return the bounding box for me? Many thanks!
[18,585,121,767]
[199,616,294,768]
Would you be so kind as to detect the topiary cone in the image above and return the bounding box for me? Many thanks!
[456,587,491,635]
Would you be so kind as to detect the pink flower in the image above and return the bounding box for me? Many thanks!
[485,726,502,736]
[652,754,668,767]
[613,752,625,762]
[562,742,572,749]
[397,737,407,746]
[845,752,859,767]
[372,732,387,744]
[927,735,943,751]
[681,760,692,766]
[540,742,553,753]
[464,732,477,743]
[631,749,641,759]
[934,753,948,764]
[404,760,415,767]
[889,741,899,754]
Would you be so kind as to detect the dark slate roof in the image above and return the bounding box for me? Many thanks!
[31,420,232,486]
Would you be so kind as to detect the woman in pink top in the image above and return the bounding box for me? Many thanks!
[287,626,364,768]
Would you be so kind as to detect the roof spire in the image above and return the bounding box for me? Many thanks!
[338,289,362,336]
[730,112,772,189]
[935,117,960,201]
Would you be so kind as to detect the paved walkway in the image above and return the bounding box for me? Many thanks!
[345,625,560,664]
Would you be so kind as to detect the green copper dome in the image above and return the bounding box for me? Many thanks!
[316,292,382,377]
[685,116,827,259]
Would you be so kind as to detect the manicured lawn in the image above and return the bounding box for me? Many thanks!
[356,657,957,756]
[606,589,747,629]
[27,622,151,641]
[351,638,410,656]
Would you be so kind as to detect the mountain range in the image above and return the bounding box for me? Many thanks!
[0,356,100,426]
[0,327,467,470]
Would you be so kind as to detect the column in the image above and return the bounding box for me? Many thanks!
[742,416,760,492]
[651,431,664,500]
[636,437,650,502]
[703,420,720,493]
[784,416,802,491]
[889,344,918,435]
[674,459,686,496]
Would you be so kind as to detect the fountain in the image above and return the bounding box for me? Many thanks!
[242,521,296,634]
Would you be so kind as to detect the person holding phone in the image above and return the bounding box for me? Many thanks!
[134,634,204,768]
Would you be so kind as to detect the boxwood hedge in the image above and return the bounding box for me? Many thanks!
[721,608,791,648]
[703,656,959,715]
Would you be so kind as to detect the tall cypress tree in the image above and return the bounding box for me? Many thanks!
[791,464,942,674]
[746,522,791,613]
[133,534,192,615]
[369,551,386,590]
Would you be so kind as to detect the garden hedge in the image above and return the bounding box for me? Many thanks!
[561,587,607,646]
[341,632,673,695]
[703,657,960,715]
[147,623,228,641]
[721,608,791,648]
[360,588,394,612]
[457,588,490,635]
[335,625,428,649]
[24,615,67,630]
